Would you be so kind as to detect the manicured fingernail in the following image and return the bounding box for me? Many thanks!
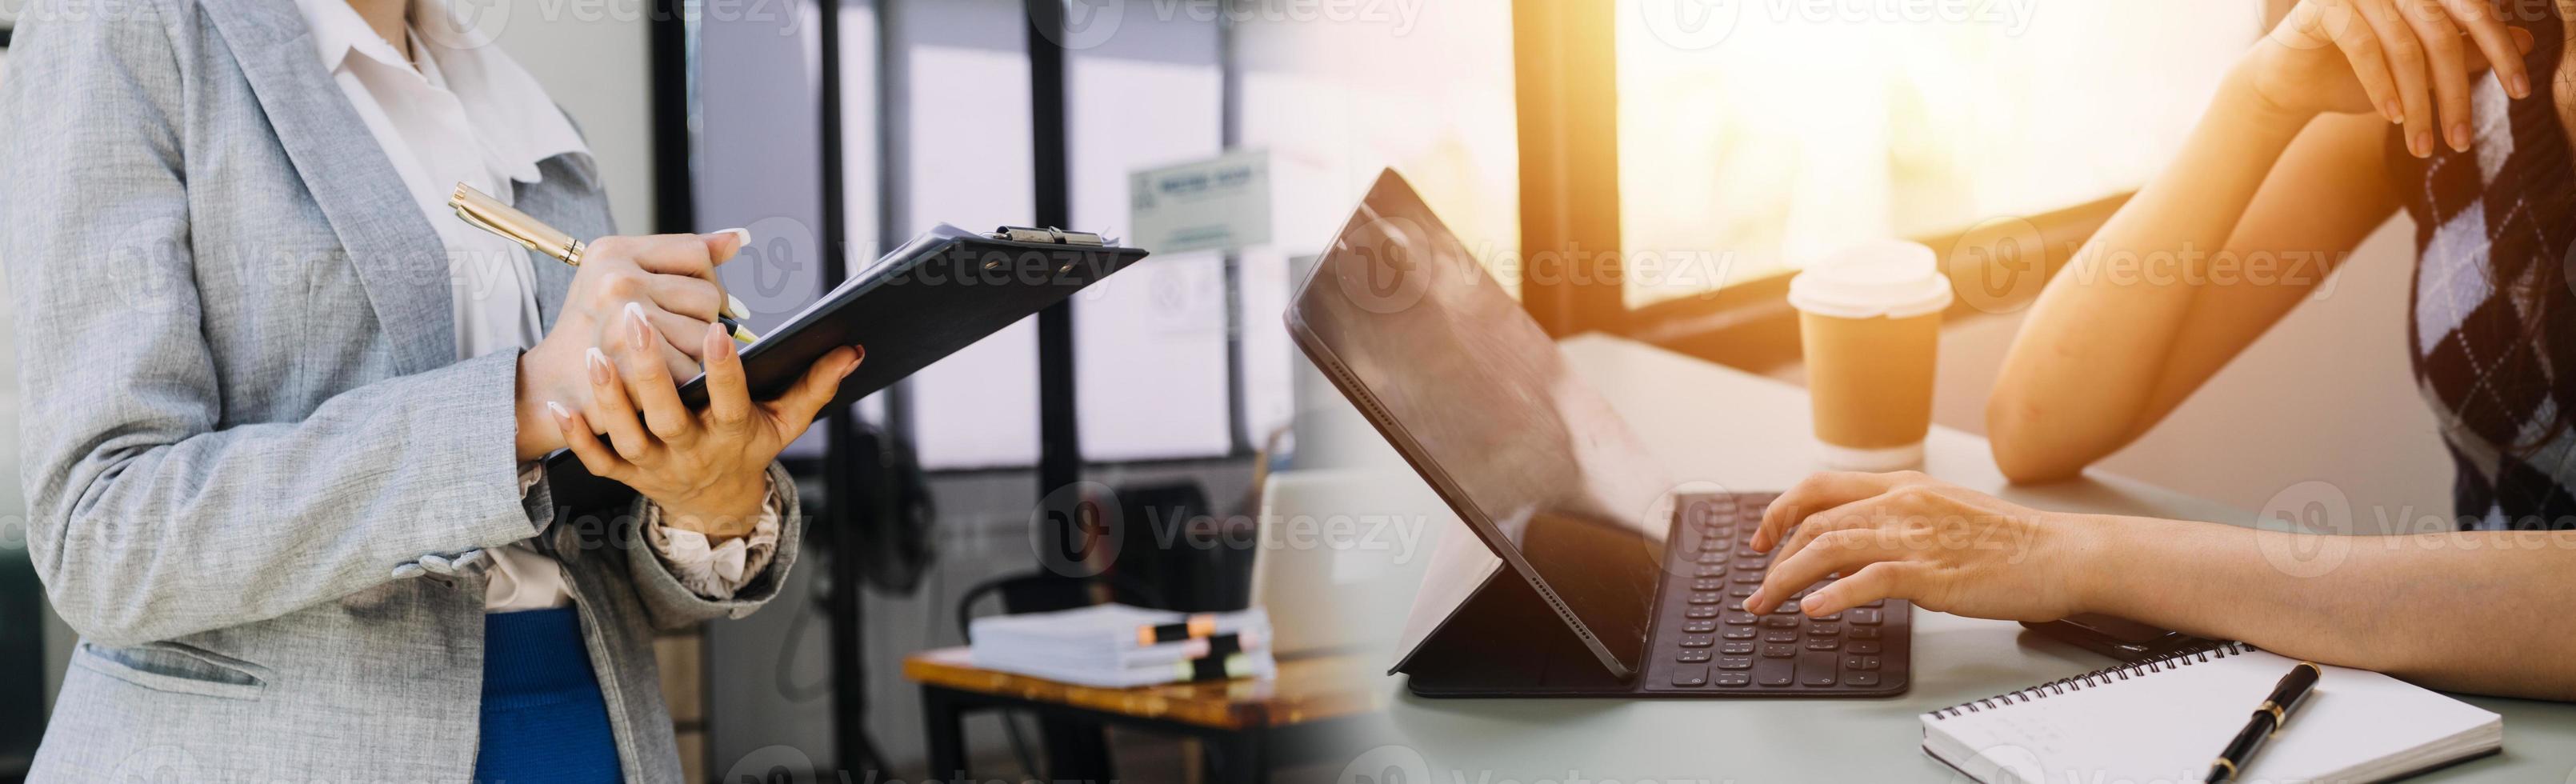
[851,344,866,363]
[2411,130,2433,158]
[2383,100,2403,123]
[623,302,652,346]
[546,401,571,421]
[2450,122,2473,152]
[710,322,737,359]
[2515,26,2536,54]
[725,294,750,319]
[838,356,860,380]
[2512,73,2533,98]
[1801,596,1821,614]
[714,227,750,246]
[586,348,612,384]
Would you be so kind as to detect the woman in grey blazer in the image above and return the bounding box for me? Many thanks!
[0,1,858,781]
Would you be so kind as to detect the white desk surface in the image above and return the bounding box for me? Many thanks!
[1300,334,2576,783]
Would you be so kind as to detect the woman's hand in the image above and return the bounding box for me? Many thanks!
[515,231,744,461]
[1742,471,2106,622]
[549,302,863,540]
[2242,0,2533,157]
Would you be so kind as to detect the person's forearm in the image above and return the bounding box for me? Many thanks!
[1989,71,2317,480]
[2081,518,2576,699]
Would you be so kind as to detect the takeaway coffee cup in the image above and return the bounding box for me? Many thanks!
[1787,241,1954,471]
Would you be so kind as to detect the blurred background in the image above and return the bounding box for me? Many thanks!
[0,0,2454,781]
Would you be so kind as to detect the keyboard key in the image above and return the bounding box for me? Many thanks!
[1729,586,1756,598]
[1687,592,1722,605]
[1761,643,1796,658]
[1754,658,1795,686]
[1804,637,1841,651]
[1730,572,1766,583]
[1679,634,1714,648]
[1676,650,1711,662]
[1797,651,1839,686]
[1762,616,1800,629]
[1716,657,1752,670]
[1694,578,1725,590]
[1766,602,1801,616]
[1726,598,1747,612]
[1845,671,1881,687]
[1812,611,1842,622]
[1734,546,1765,558]
[1722,611,1758,626]
[1733,558,1769,570]
[1764,630,1798,643]
[1714,672,1751,687]
[1844,655,1880,671]
[1849,626,1880,640]
[1670,665,1709,687]
[1697,552,1727,565]
[1722,626,1758,640]
[1847,641,1882,654]
[1806,622,1842,637]
[1686,606,1720,618]
[1683,620,1717,633]
[1859,599,1885,608]
[1695,566,1725,578]
[1721,642,1755,655]
[1846,608,1882,625]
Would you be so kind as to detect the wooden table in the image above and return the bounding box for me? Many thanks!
[903,647,1378,783]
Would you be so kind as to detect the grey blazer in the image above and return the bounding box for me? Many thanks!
[0,2,798,782]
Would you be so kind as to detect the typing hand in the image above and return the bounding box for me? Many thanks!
[514,232,742,462]
[549,303,862,540]
[1742,471,2103,622]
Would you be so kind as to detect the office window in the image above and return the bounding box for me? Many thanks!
[1234,2,1518,445]
[1235,2,1518,274]
[1616,2,2258,306]
[888,0,1042,470]
[1066,7,1230,462]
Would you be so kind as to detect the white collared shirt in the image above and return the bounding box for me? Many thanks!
[297,0,775,610]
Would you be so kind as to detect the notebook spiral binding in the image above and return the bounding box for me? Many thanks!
[1926,641,2255,720]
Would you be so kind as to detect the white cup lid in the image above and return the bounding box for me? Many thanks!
[1786,240,1954,320]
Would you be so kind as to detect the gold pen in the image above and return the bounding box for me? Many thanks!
[448,182,760,343]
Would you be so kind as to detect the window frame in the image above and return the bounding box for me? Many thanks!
[1513,0,2132,374]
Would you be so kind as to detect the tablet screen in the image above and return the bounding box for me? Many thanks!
[1288,171,1674,675]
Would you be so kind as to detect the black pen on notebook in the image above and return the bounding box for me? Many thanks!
[2205,661,2322,783]
[447,182,760,343]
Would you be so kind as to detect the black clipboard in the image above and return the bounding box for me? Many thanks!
[543,224,1151,511]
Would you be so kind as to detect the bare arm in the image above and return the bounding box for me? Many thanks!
[1990,0,2531,481]
[2092,519,2576,698]
[1988,86,2395,482]
[1748,472,2576,701]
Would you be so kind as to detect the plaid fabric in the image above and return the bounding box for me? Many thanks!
[2390,7,2576,530]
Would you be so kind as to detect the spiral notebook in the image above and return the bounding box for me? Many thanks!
[1921,642,2502,784]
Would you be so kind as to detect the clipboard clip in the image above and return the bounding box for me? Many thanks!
[992,226,1107,246]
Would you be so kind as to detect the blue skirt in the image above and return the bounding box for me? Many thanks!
[474,606,623,784]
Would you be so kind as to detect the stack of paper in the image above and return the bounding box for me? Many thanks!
[968,604,1275,688]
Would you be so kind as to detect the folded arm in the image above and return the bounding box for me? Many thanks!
[1988,82,2395,482]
